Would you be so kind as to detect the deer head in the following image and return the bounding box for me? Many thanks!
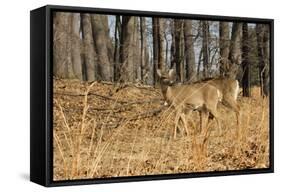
[157,69,176,105]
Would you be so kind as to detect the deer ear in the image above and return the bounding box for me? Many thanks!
[168,69,175,79]
[156,69,162,77]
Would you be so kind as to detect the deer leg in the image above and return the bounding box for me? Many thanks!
[236,110,240,126]
[212,111,221,136]
[202,121,212,157]
[199,110,210,157]
[180,110,192,137]
[228,100,241,140]
[224,96,241,137]
[235,110,242,141]
[199,111,202,134]
[179,113,186,137]
[174,110,181,139]
[232,103,240,128]
[199,110,208,134]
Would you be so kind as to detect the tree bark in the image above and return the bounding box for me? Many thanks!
[202,21,209,78]
[180,23,185,82]
[132,17,140,80]
[53,12,75,78]
[158,18,165,72]
[170,20,176,69]
[256,24,270,96]
[91,15,112,81]
[219,22,230,77]
[120,16,135,82]
[113,16,121,82]
[242,23,251,97]
[228,22,242,79]
[140,17,149,83]
[71,13,83,80]
[197,47,203,77]
[174,20,183,82]
[152,18,166,84]
[184,20,196,82]
[152,18,159,85]
[263,25,270,96]
[163,20,169,67]
[101,15,114,64]
[81,14,96,81]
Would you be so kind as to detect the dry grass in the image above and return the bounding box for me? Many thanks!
[53,79,270,181]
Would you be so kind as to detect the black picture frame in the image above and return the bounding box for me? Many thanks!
[30,4,274,187]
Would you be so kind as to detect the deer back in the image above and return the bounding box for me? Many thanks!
[166,83,221,110]
[206,79,239,101]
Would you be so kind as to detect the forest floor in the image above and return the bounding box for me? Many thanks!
[53,79,270,181]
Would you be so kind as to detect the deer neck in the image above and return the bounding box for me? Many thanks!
[160,83,168,101]
[161,82,177,104]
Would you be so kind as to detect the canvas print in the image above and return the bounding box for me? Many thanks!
[52,11,271,181]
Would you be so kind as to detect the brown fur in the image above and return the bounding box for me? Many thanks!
[157,69,221,139]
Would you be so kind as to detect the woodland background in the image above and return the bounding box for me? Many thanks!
[53,12,270,97]
[0,0,279,191]
[52,11,271,181]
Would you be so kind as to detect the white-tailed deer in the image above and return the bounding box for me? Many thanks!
[201,79,240,121]
[200,78,241,137]
[157,69,222,139]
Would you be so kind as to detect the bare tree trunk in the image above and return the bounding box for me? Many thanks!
[91,15,112,81]
[140,17,148,83]
[71,13,83,80]
[256,24,264,96]
[228,22,242,79]
[180,24,185,82]
[263,25,270,96]
[101,16,114,65]
[163,20,169,67]
[197,47,203,77]
[132,17,140,80]
[170,20,176,69]
[242,23,251,97]
[53,12,75,78]
[256,24,270,97]
[184,20,196,82]
[81,14,96,81]
[219,22,230,77]
[113,16,121,82]
[158,19,165,71]
[120,16,135,82]
[152,18,165,85]
[140,17,144,82]
[152,18,159,85]
[174,19,183,82]
[202,21,209,78]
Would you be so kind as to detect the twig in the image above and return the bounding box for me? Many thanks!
[91,98,161,112]
[88,106,167,130]
[53,98,163,113]
[115,82,157,93]
[126,105,166,121]
[54,91,127,103]
[72,82,96,178]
